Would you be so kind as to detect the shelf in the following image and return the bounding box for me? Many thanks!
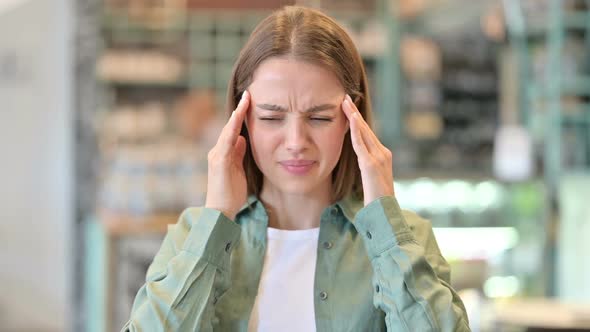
[402,0,494,37]
[102,8,188,32]
[562,77,590,97]
[99,78,189,89]
[524,12,590,35]
[562,109,590,125]
[99,211,179,236]
[563,12,590,30]
[528,77,590,99]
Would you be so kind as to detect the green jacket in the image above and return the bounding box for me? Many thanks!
[123,195,470,331]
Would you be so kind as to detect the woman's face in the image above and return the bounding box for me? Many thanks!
[246,57,349,196]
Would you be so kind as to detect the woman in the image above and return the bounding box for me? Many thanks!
[123,6,470,332]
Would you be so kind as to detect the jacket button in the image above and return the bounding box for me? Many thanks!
[225,242,231,252]
[323,241,333,249]
[376,285,380,293]
[319,291,328,300]
[366,231,372,239]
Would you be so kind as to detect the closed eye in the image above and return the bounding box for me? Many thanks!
[257,117,333,122]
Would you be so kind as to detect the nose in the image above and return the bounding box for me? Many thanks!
[284,118,309,153]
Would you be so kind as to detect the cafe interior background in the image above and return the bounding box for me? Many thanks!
[1,0,589,331]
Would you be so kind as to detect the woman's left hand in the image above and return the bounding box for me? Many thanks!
[341,94,395,206]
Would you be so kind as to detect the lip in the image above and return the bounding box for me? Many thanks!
[279,160,316,175]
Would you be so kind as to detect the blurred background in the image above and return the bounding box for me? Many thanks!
[1,0,589,331]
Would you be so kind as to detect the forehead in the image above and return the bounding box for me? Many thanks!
[249,57,344,102]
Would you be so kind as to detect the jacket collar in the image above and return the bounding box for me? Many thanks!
[335,195,363,223]
[236,195,268,222]
[236,194,363,225]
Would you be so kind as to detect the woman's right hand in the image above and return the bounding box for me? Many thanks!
[205,91,250,221]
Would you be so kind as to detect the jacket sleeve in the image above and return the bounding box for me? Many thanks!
[353,196,471,332]
[121,207,241,332]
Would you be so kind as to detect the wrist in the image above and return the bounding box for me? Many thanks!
[204,205,237,221]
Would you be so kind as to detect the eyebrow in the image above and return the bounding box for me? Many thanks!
[255,103,337,113]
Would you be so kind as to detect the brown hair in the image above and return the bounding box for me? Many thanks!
[226,5,373,202]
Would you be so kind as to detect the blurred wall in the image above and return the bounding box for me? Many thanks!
[0,0,72,330]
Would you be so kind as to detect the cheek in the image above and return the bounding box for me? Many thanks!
[248,123,279,164]
[316,123,347,160]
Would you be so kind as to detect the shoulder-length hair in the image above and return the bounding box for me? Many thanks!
[226,5,373,202]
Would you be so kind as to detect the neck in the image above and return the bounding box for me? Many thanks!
[259,181,333,230]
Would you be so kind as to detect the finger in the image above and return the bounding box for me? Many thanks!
[344,95,388,154]
[342,95,379,154]
[344,95,377,142]
[217,91,250,153]
[340,94,358,121]
[348,111,371,161]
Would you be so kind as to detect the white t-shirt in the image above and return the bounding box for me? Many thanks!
[247,226,320,332]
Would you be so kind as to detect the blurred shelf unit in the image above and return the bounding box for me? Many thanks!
[99,210,179,236]
[84,214,171,332]
[98,6,385,106]
[506,0,590,37]
[99,8,267,105]
[503,0,590,179]
[394,21,501,176]
[503,0,590,302]
[398,0,501,38]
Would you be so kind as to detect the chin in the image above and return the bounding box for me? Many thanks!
[268,177,321,196]
[279,182,317,195]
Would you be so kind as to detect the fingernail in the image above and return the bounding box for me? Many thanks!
[242,91,248,100]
